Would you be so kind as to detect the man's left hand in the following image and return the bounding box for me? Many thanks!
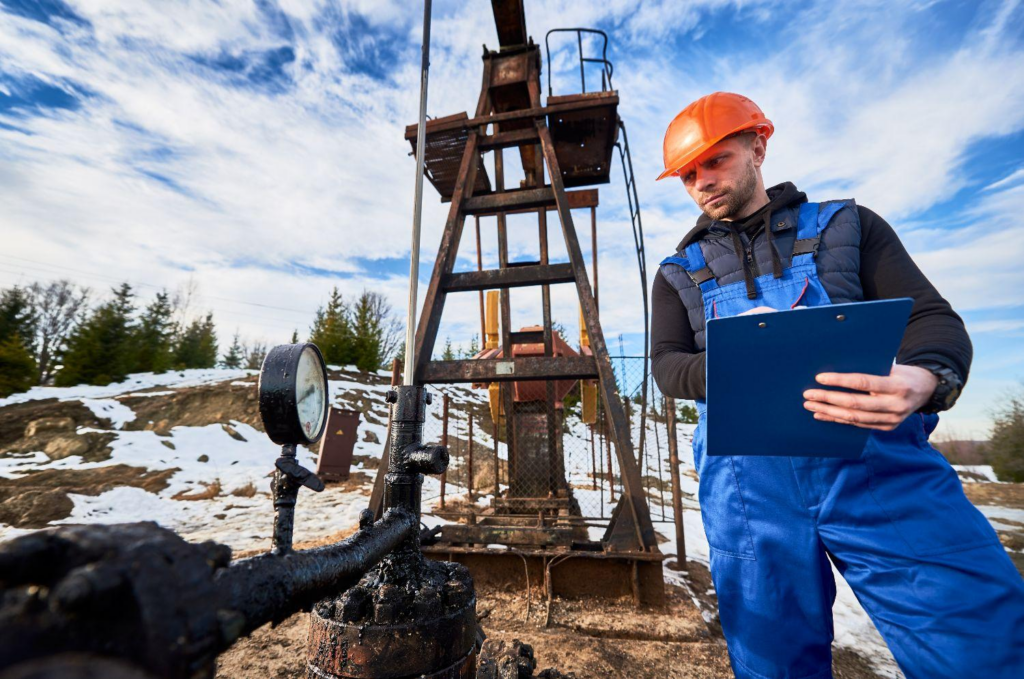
[802,365,939,431]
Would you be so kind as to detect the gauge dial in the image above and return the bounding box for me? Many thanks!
[296,345,327,441]
[258,343,329,445]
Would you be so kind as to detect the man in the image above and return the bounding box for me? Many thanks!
[651,92,1024,679]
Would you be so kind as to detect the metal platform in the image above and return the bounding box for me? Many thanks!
[404,112,492,202]
[547,91,619,187]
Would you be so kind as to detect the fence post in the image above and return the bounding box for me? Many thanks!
[652,395,667,521]
[665,396,686,568]
[467,412,474,498]
[605,418,616,502]
[440,393,449,509]
[493,415,500,497]
[590,424,597,490]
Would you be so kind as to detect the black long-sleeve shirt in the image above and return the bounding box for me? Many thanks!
[651,184,972,402]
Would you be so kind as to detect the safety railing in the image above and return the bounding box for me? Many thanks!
[544,28,614,97]
[614,120,651,459]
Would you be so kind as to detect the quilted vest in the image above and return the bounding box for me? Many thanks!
[659,200,863,351]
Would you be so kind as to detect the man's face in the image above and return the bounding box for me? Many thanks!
[679,133,764,221]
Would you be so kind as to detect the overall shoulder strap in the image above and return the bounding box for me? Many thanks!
[660,241,717,290]
[792,200,854,259]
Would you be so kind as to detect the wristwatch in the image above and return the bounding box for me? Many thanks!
[915,363,963,414]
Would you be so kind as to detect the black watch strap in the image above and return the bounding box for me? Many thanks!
[915,362,963,414]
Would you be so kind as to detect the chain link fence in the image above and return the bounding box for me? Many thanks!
[419,358,696,526]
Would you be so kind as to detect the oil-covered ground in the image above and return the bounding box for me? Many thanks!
[2,369,1020,678]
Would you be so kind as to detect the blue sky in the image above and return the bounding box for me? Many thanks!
[1,0,1022,436]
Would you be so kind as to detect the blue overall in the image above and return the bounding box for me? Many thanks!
[661,202,1024,678]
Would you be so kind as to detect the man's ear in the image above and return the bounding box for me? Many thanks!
[751,134,768,168]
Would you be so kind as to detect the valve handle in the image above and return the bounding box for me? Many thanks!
[275,458,325,492]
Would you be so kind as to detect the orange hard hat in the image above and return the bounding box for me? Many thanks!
[656,92,774,181]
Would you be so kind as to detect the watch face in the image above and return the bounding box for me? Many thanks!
[295,346,327,440]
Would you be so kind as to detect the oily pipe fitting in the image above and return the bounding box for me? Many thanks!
[383,385,448,559]
[217,508,418,639]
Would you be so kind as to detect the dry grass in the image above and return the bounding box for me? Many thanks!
[173,480,222,501]
[231,482,257,498]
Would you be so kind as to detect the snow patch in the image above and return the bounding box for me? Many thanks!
[80,398,137,429]
[0,369,255,407]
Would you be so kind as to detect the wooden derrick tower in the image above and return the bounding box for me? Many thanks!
[397,0,664,603]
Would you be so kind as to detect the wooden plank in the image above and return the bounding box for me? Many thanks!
[419,356,599,384]
[463,187,555,215]
[442,263,575,292]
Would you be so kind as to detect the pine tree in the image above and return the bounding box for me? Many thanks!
[309,288,355,366]
[133,291,174,374]
[351,290,400,371]
[441,337,455,361]
[0,286,37,348]
[678,402,699,424]
[0,336,36,398]
[173,312,218,369]
[988,386,1024,483]
[56,283,136,387]
[290,329,300,344]
[222,332,244,369]
[0,286,38,396]
[467,334,480,358]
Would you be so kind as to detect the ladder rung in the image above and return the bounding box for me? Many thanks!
[463,187,555,215]
[479,128,540,151]
[419,356,599,384]
[442,263,576,292]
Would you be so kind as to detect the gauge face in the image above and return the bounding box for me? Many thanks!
[258,342,329,445]
[296,345,327,441]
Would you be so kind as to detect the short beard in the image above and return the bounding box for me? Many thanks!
[702,159,758,221]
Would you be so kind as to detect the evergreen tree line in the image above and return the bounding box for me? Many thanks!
[0,280,405,397]
[308,288,402,372]
[0,281,242,396]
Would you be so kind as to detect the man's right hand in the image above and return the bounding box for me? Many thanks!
[739,306,775,315]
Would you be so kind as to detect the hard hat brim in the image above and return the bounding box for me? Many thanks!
[656,121,773,181]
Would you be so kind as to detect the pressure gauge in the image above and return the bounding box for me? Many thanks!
[258,343,329,445]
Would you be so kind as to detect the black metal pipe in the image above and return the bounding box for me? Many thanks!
[218,508,417,636]
[271,443,299,554]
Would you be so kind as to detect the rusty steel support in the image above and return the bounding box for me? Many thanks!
[665,396,686,568]
[537,120,655,551]
[475,216,485,342]
[369,359,403,521]
[591,205,598,311]
[494,148,517,498]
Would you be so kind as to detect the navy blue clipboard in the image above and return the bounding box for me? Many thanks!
[706,298,913,458]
